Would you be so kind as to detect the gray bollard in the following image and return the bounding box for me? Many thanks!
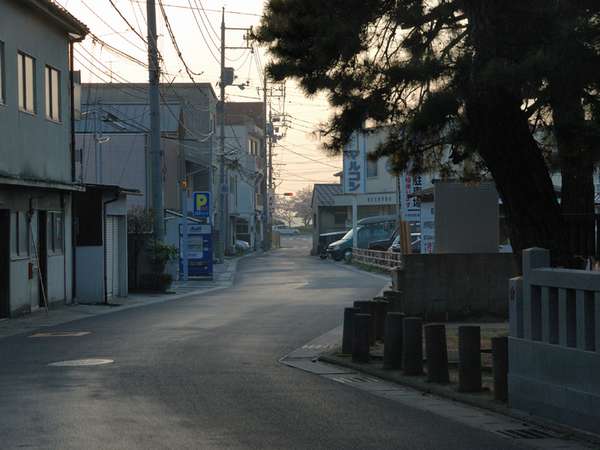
[374,299,389,342]
[352,314,371,363]
[402,317,423,375]
[492,336,508,401]
[458,326,482,392]
[425,324,450,383]
[342,307,360,354]
[383,312,405,369]
[354,300,376,345]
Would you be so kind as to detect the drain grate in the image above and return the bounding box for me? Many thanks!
[30,331,91,338]
[332,374,380,384]
[496,428,555,440]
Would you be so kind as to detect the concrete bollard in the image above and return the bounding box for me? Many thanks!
[354,300,376,345]
[492,336,509,401]
[383,312,405,369]
[425,324,450,383]
[458,326,482,392]
[342,307,360,354]
[402,317,423,375]
[352,314,371,363]
[374,298,389,342]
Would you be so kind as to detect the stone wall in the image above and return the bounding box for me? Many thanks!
[390,253,517,318]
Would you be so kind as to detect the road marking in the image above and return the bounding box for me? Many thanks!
[30,331,91,338]
[48,359,114,367]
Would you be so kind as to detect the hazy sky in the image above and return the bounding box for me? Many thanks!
[57,0,341,194]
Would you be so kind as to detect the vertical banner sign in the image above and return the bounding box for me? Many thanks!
[401,173,425,222]
[192,191,210,218]
[343,131,366,194]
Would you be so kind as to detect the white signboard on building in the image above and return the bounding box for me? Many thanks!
[343,131,366,195]
[400,173,426,222]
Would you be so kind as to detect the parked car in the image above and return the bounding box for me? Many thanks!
[273,225,300,235]
[369,227,398,251]
[327,215,397,261]
[388,233,422,254]
[317,231,347,259]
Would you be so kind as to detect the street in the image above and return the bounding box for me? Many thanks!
[0,237,524,450]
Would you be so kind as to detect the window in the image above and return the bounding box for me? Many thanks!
[48,211,64,254]
[18,52,35,113]
[249,139,258,156]
[45,66,60,121]
[13,212,29,256]
[367,159,378,178]
[0,41,5,104]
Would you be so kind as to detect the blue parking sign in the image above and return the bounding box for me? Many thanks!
[192,191,210,217]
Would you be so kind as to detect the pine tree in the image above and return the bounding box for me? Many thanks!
[256,0,600,262]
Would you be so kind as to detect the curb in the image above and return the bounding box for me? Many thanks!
[0,251,265,340]
[319,352,600,448]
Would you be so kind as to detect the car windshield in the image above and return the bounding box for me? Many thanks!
[341,228,359,241]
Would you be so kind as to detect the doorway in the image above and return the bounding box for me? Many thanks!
[0,210,9,318]
[37,211,47,308]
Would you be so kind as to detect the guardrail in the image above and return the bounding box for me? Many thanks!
[352,248,402,271]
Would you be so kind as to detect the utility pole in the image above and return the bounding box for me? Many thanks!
[218,7,227,261]
[267,105,273,249]
[262,73,270,251]
[147,0,164,240]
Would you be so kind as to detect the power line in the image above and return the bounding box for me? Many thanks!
[130,0,262,17]
[158,0,204,79]
[276,143,340,169]
[107,0,149,44]
[79,0,148,54]
[186,0,221,64]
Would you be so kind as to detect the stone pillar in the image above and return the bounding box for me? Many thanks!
[402,317,423,375]
[383,312,405,369]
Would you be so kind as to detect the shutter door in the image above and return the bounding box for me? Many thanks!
[105,217,114,298]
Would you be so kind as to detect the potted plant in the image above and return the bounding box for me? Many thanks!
[147,240,178,274]
[143,240,178,291]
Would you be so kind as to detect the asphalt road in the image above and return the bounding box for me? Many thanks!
[0,236,525,450]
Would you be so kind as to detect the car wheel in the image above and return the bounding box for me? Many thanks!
[333,253,343,262]
[343,249,352,262]
[319,253,327,260]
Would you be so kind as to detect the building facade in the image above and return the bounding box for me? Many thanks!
[222,102,266,251]
[0,0,87,316]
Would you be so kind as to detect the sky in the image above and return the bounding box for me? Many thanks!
[56,0,341,195]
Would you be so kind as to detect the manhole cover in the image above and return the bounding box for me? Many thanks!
[30,331,91,338]
[497,428,555,439]
[48,359,114,367]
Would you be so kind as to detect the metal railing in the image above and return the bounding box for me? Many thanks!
[351,248,402,272]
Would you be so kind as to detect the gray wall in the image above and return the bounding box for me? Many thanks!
[434,182,499,253]
[0,0,72,184]
[391,253,517,318]
[0,187,73,315]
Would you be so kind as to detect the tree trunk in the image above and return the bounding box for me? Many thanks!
[550,74,596,260]
[464,0,564,264]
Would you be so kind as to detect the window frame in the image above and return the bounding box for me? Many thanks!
[45,65,61,122]
[48,211,64,255]
[17,51,36,114]
[367,159,378,178]
[12,212,30,257]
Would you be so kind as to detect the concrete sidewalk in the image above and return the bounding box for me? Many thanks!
[0,252,252,339]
